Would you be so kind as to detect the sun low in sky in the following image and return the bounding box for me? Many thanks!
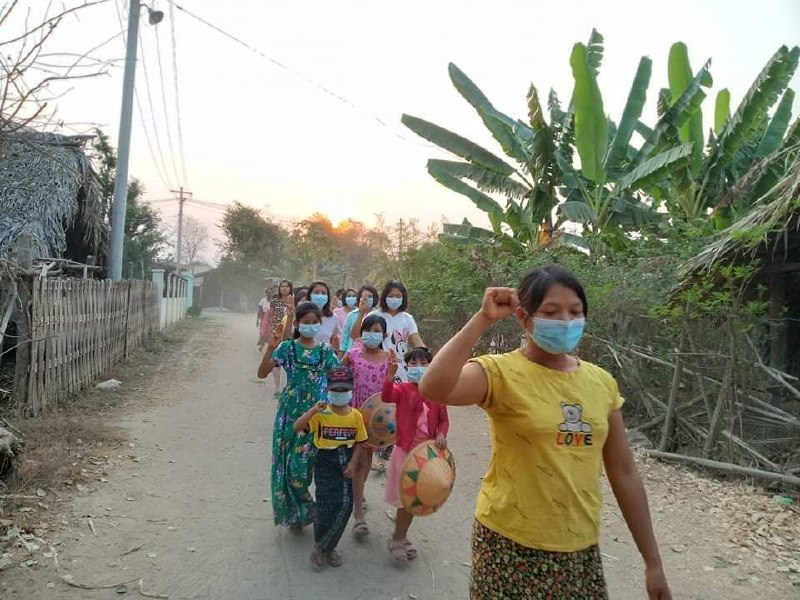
[3,0,799,256]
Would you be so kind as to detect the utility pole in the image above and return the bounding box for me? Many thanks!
[171,187,192,275]
[107,2,164,280]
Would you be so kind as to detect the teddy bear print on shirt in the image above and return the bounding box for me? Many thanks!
[559,402,593,432]
[556,402,594,447]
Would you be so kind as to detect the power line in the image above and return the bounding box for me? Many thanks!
[167,1,419,145]
[168,0,189,184]
[153,21,181,185]
[137,26,177,188]
[113,0,173,190]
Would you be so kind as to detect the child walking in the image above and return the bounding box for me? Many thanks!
[294,366,367,569]
[341,314,389,539]
[381,347,449,564]
[258,301,340,534]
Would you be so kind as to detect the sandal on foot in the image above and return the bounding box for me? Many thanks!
[352,520,369,540]
[388,539,409,564]
[310,547,325,571]
[403,539,418,560]
[326,550,343,567]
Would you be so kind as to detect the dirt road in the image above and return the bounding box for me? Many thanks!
[1,312,797,599]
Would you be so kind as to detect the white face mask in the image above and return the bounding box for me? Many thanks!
[328,390,352,406]
[386,297,403,311]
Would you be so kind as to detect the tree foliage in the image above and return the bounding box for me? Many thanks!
[219,201,286,269]
[403,31,799,254]
[90,128,166,278]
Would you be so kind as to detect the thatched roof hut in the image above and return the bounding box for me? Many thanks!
[0,125,107,265]
[681,161,800,374]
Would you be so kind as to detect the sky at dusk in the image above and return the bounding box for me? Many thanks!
[4,0,799,262]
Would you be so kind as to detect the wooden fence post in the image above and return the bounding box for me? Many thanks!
[12,276,32,417]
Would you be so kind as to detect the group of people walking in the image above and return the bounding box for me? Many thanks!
[256,268,672,599]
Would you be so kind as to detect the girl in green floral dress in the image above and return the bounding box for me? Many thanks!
[258,301,340,532]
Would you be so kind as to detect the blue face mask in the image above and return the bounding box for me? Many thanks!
[298,323,321,339]
[366,297,374,308]
[361,331,384,349]
[310,294,328,309]
[345,296,357,308]
[328,390,352,406]
[406,366,427,383]
[386,297,403,311]
[530,317,586,354]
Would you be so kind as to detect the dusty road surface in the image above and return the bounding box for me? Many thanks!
[1,312,797,599]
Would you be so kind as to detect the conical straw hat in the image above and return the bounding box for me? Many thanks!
[358,393,396,449]
[400,441,456,516]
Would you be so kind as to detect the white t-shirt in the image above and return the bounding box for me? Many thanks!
[373,310,419,381]
[314,315,342,345]
[258,297,271,311]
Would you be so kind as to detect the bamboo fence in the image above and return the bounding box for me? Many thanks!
[19,278,160,415]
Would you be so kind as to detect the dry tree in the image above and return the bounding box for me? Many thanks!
[0,0,113,140]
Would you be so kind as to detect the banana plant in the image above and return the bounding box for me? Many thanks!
[401,61,561,252]
[661,43,800,225]
[554,31,702,250]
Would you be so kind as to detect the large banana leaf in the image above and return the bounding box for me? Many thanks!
[618,142,693,193]
[714,89,731,134]
[704,45,800,193]
[748,115,800,201]
[586,29,604,76]
[755,88,795,157]
[559,232,591,251]
[609,196,665,227]
[570,42,608,183]
[448,64,530,164]
[633,61,711,166]
[636,121,654,140]
[606,56,652,175]
[440,220,524,252]
[526,84,557,186]
[426,161,505,230]
[669,42,705,176]
[549,89,575,166]
[427,159,530,200]
[401,114,515,175]
[557,200,598,225]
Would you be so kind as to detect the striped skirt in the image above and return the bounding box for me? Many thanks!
[470,520,608,600]
[313,446,354,553]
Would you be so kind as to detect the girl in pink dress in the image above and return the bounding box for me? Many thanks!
[341,314,389,540]
[381,347,449,564]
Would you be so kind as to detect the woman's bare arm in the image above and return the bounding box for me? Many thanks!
[604,411,671,598]
[420,288,517,406]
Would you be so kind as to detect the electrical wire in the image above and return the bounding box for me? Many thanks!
[113,0,173,190]
[166,1,420,145]
[137,27,177,188]
[168,0,189,185]
[153,18,181,185]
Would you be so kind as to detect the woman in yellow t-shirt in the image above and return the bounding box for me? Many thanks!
[420,265,671,600]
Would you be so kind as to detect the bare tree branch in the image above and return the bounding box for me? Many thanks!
[1,1,113,135]
[0,0,108,48]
